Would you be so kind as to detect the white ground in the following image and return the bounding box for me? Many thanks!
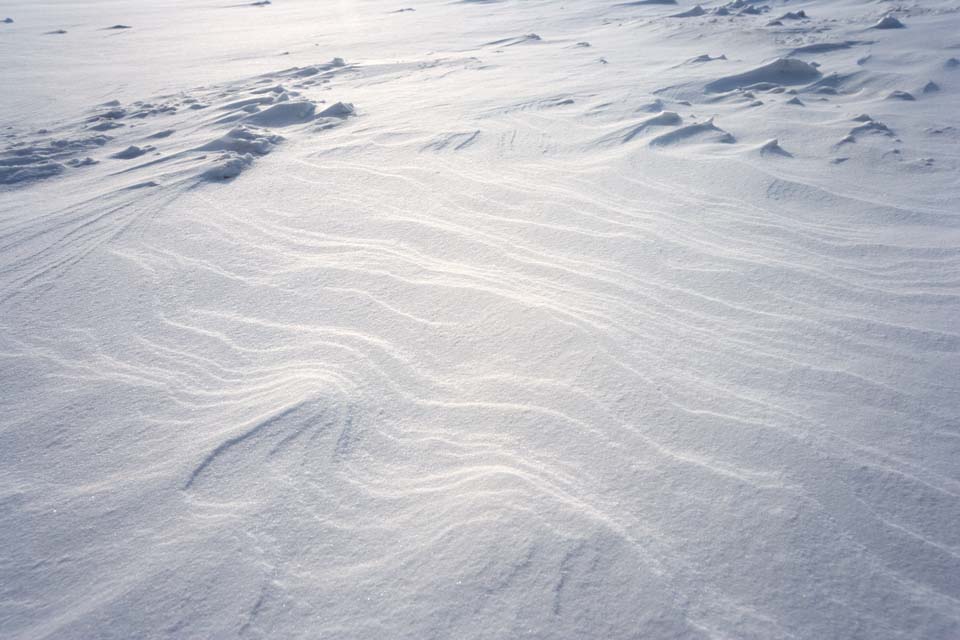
[2,0,959,638]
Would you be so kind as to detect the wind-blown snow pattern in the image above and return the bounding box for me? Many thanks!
[1,0,959,638]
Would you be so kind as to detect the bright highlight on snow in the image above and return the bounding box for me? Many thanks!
[1,0,959,638]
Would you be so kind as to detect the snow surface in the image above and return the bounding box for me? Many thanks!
[2,0,960,638]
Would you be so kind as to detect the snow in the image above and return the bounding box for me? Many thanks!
[1,0,959,638]
[702,58,822,93]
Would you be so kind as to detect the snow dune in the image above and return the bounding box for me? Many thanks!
[1,0,959,638]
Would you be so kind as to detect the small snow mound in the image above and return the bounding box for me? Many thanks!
[244,101,317,127]
[603,112,683,145]
[705,58,821,93]
[922,81,940,94]
[2,17,14,24]
[758,138,792,157]
[92,107,127,121]
[849,120,894,138]
[778,10,807,20]
[220,97,275,112]
[291,58,346,77]
[67,157,98,167]
[318,102,356,118]
[649,118,735,147]
[111,145,152,160]
[199,126,282,155]
[0,159,65,185]
[872,15,904,29]
[89,121,123,132]
[688,54,726,64]
[201,153,254,181]
[671,5,706,18]
[886,90,915,101]
[801,71,858,96]
[0,133,111,186]
[639,110,682,127]
[946,58,960,69]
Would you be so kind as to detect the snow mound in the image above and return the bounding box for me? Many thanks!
[288,58,346,78]
[671,5,706,18]
[201,153,255,180]
[757,138,792,157]
[599,111,683,144]
[198,126,283,155]
[687,54,726,64]
[111,145,152,160]
[872,14,904,29]
[649,118,735,146]
[244,101,317,127]
[705,58,821,93]
[0,133,111,186]
[318,102,356,118]
[0,157,64,185]
[777,10,807,21]
[886,90,915,101]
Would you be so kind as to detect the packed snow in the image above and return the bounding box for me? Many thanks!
[1,0,959,638]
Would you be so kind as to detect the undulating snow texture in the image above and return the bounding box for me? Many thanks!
[1,0,959,638]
